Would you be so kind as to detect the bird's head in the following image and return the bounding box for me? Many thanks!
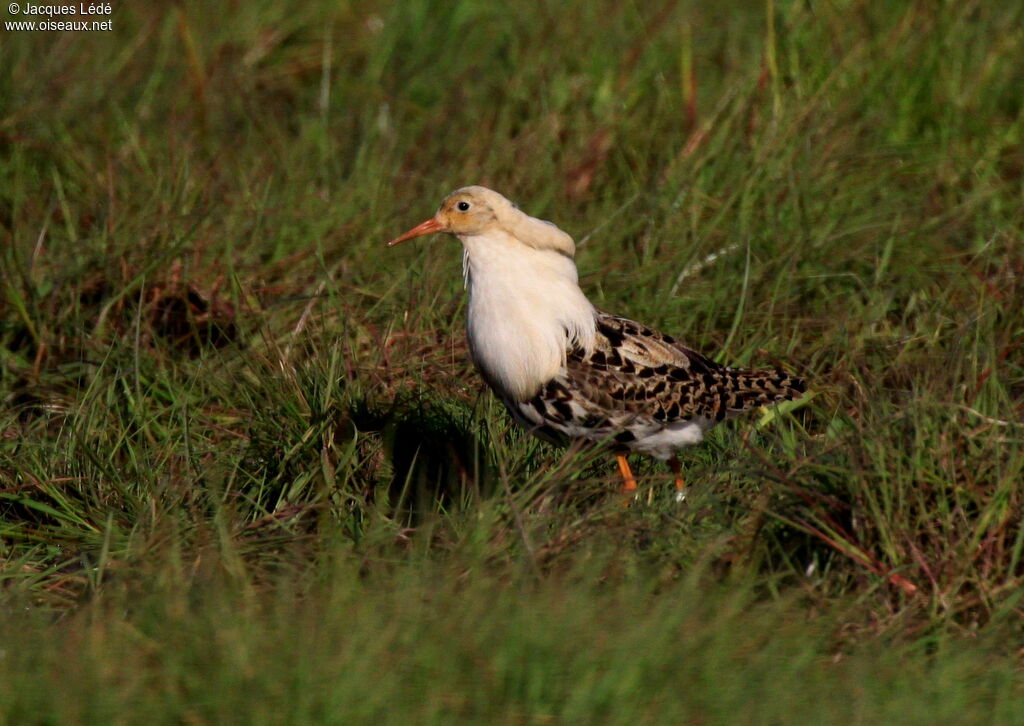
[386,186,576,257]
[387,186,503,246]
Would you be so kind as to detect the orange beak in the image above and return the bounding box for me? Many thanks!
[386,217,446,247]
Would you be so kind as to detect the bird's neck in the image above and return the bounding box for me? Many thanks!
[460,231,596,401]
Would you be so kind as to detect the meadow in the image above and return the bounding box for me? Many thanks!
[1,0,1023,722]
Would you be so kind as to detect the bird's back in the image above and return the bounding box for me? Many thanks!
[505,312,805,460]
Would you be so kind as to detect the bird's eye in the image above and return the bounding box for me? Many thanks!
[457,201,471,212]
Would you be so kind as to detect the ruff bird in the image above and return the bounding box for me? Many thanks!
[387,186,805,494]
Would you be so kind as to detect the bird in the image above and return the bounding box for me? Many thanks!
[387,186,805,496]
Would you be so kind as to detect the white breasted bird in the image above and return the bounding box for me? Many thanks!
[387,186,805,494]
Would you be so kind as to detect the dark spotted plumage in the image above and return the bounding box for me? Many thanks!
[506,312,806,460]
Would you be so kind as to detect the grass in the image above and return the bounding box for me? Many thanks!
[2,0,1024,721]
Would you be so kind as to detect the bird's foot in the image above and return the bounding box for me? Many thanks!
[669,456,686,503]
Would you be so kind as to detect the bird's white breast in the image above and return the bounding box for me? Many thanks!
[461,230,596,402]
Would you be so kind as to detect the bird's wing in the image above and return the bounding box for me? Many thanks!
[559,313,805,424]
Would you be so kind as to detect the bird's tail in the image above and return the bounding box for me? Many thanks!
[718,368,806,418]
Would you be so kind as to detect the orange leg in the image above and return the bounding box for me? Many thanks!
[668,456,686,494]
[616,453,637,493]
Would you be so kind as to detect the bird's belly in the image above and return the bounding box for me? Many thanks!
[507,395,711,461]
[627,420,709,460]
